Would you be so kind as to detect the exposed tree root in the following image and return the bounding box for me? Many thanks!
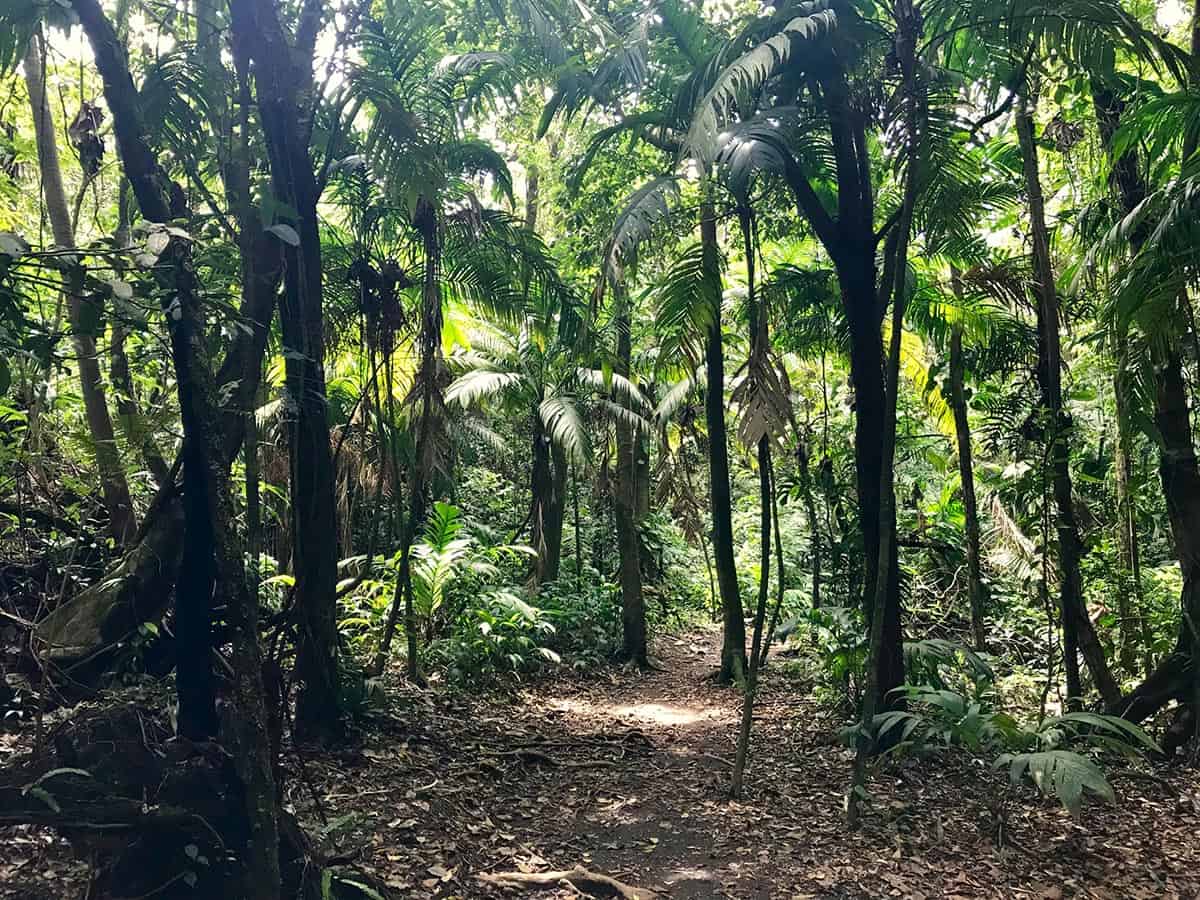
[0,701,397,899]
[477,865,657,898]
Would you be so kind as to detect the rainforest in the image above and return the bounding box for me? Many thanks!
[0,0,1199,897]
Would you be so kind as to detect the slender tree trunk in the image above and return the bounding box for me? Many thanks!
[760,464,787,667]
[732,207,772,796]
[547,442,568,582]
[702,200,746,684]
[947,314,987,651]
[373,197,444,681]
[1092,82,1152,678]
[798,429,822,610]
[731,440,772,797]
[246,379,262,606]
[573,462,583,588]
[614,287,647,666]
[1112,345,1147,674]
[1016,84,1121,710]
[24,33,136,545]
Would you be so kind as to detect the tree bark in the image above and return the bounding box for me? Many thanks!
[529,409,567,585]
[1112,344,1148,674]
[24,33,136,545]
[1016,84,1121,710]
[614,286,647,666]
[732,207,771,797]
[798,52,905,708]
[850,3,919,824]
[797,430,822,610]
[701,200,746,684]
[1092,63,1200,722]
[948,316,987,651]
[230,0,341,742]
[69,2,281,895]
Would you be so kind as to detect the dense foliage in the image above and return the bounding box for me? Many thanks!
[2,0,1200,895]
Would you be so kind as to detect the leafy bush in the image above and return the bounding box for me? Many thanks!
[793,605,868,709]
[536,570,623,668]
[869,685,1160,815]
[428,590,560,685]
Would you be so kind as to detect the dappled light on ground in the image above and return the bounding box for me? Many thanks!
[545,695,727,729]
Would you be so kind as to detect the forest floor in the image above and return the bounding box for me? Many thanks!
[2,626,1200,898]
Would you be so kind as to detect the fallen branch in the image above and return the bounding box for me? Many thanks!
[477,865,656,899]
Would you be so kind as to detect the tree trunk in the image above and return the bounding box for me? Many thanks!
[1092,83,1151,677]
[850,4,918,824]
[1092,62,1200,722]
[372,197,444,681]
[1016,84,1120,710]
[731,207,771,797]
[798,428,822,609]
[24,33,136,545]
[1112,345,1147,674]
[840,257,905,705]
[702,201,746,684]
[614,287,647,666]
[111,182,171,487]
[231,0,341,742]
[948,317,987,651]
[547,441,568,582]
[70,2,281,894]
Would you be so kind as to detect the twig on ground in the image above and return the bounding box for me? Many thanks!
[477,865,657,899]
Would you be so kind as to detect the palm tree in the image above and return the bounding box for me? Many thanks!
[445,323,590,587]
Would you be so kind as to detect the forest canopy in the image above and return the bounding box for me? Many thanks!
[1,0,1200,897]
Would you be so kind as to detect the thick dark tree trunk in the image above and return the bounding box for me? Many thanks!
[948,320,987,650]
[1116,351,1200,722]
[614,289,648,666]
[1016,85,1120,710]
[850,4,919,823]
[787,51,904,708]
[70,2,281,894]
[839,257,905,705]
[24,34,136,545]
[231,0,341,742]
[701,201,746,684]
[1092,68,1200,722]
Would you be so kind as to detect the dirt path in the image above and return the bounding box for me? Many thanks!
[306,627,1200,899]
[3,627,1199,898]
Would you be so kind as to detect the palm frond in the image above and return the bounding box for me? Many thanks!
[681,2,837,164]
[538,395,590,463]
